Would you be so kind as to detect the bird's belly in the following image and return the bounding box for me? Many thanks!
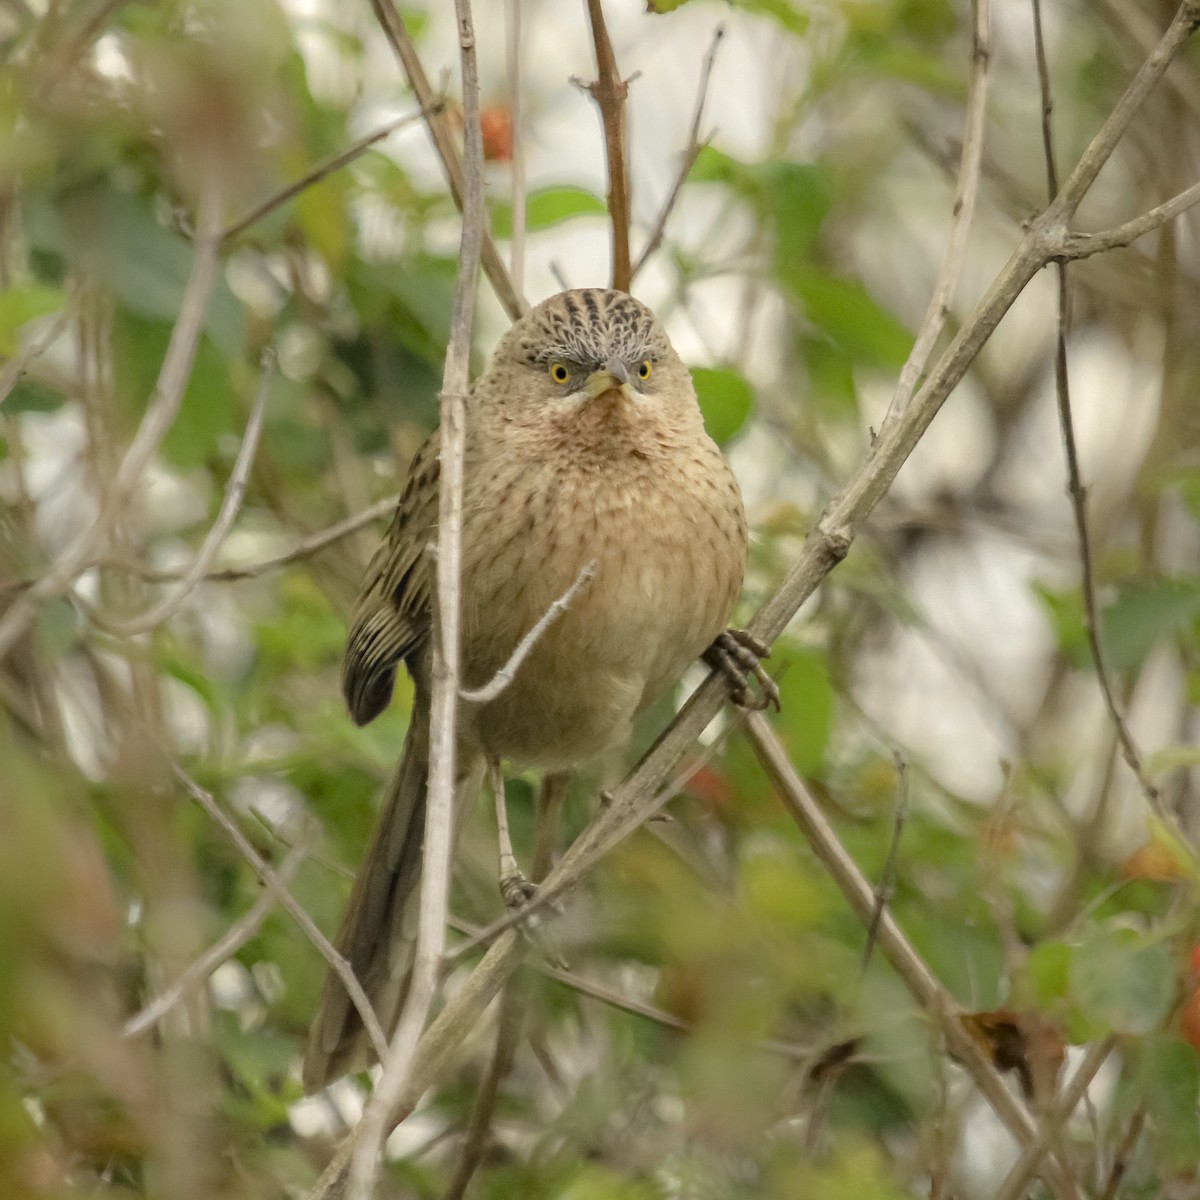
[457,471,743,768]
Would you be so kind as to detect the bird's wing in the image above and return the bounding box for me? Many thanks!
[342,430,440,725]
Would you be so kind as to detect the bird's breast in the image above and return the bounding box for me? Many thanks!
[456,432,746,768]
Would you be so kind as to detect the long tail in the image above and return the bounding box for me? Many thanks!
[302,708,483,1092]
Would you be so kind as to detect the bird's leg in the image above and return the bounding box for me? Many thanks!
[490,757,537,909]
[704,628,781,712]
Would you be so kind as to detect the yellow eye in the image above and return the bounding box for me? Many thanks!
[549,363,570,384]
[638,360,652,380]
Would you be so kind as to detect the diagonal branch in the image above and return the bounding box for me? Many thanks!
[174,763,387,1063]
[220,106,437,247]
[742,712,1082,1200]
[630,25,724,282]
[123,843,305,1039]
[368,0,526,319]
[95,351,274,637]
[990,1037,1118,1200]
[884,0,990,421]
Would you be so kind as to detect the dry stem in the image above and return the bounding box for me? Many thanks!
[884,0,990,420]
[174,764,387,1062]
[368,0,526,318]
[631,25,724,281]
[582,0,633,291]
[96,351,274,637]
[343,1,487,1195]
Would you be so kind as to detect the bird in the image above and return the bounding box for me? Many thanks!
[302,287,775,1092]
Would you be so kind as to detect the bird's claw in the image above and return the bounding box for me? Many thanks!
[704,628,781,712]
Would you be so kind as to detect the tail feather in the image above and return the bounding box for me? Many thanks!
[302,708,484,1093]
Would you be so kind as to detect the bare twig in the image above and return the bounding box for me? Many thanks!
[1033,0,1168,824]
[991,1037,1118,1200]
[1060,177,1200,260]
[220,107,436,246]
[581,0,633,291]
[123,843,305,1039]
[107,497,397,585]
[1096,1104,1146,1200]
[95,351,274,637]
[345,2,486,1195]
[173,763,387,1063]
[506,0,526,299]
[459,561,596,702]
[0,179,225,665]
[862,751,908,972]
[631,25,724,281]
[368,0,526,318]
[0,284,81,408]
[742,713,1082,1200]
[884,0,990,420]
[442,961,529,1200]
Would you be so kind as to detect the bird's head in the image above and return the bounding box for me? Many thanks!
[483,288,698,432]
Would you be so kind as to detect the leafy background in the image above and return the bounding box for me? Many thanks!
[1,0,1199,1197]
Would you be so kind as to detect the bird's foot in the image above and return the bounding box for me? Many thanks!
[704,628,781,712]
[499,863,539,911]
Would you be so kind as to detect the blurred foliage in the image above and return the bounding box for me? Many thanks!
[1,0,1199,1198]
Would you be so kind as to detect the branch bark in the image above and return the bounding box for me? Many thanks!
[581,0,633,291]
[344,1,486,1195]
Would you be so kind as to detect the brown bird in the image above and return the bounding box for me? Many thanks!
[303,287,773,1091]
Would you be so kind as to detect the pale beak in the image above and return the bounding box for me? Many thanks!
[583,357,632,400]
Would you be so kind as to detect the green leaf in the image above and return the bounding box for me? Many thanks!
[784,268,913,369]
[50,183,244,356]
[1024,940,1072,1011]
[1032,582,1089,667]
[774,646,833,776]
[691,366,754,445]
[1070,926,1174,1036]
[491,187,607,239]
[0,284,63,356]
[111,311,236,469]
[1101,575,1200,672]
[738,0,811,36]
[764,161,830,264]
[1136,1034,1200,1170]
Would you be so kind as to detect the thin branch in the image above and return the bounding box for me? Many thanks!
[0,496,399,596]
[0,179,225,665]
[106,497,397,585]
[220,107,436,246]
[884,0,990,420]
[581,0,633,291]
[506,0,526,299]
[742,713,1082,1200]
[1095,1104,1146,1200]
[1060,177,1200,260]
[1033,0,1168,824]
[990,1037,1118,1200]
[459,561,596,702]
[345,1,486,1195]
[630,25,724,281]
[123,843,305,1039]
[0,284,81,408]
[442,960,530,1200]
[94,351,274,637]
[368,0,526,319]
[862,751,908,972]
[173,763,388,1063]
